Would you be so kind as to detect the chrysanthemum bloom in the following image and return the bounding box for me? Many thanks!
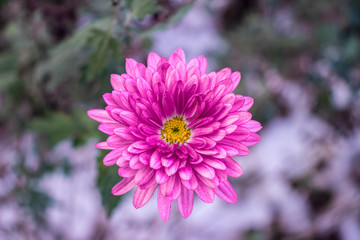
[88,48,261,221]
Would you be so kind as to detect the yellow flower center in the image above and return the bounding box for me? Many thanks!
[161,116,191,145]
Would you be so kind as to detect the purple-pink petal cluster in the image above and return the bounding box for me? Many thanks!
[88,48,261,221]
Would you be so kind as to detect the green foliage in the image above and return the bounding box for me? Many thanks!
[33,19,112,92]
[97,152,123,216]
[29,110,98,146]
[85,28,122,82]
[0,53,17,91]
[129,0,161,20]
[243,229,266,240]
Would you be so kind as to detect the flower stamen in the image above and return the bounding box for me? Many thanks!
[161,116,191,145]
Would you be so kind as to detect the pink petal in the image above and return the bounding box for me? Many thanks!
[221,115,240,127]
[147,52,161,68]
[129,155,145,169]
[203,158,226,170]
[215,169,227,182]
[155,168,169,184]
[178,165,193,180]
[137,77,151,98]
[165,158,180,176]
[168,52,183,66]
[160,174,176,196]
[114,127,137,141]
[174,48,186,62]
[103,148,123,166]
[95,142,114,150]
[239,97,254,111]
[134,167,155,185]
[234,112,252,125]
[223,157,243,177]
[157,190,171,222]
[87,109,116,123]
[167,175,181,201]
[243,120,262,132]
[139,177,157,190]
[181,174,198,190]
[98,123,122,135]
[107,135,131,148]
[195,182,215,203]
[118,167,136,178]
[110,74,125,91]
[193,163,216,179]
[150,150,162,169]
[197,174,219,188]
[177,186,194,219]
[139,151,151,165]
[243,133,261,147]
[119,111,138,126]
[214,180,237,203]
[197,55,207,75]
[112,177,136,195]
[125,58,138,78]
[133,184,157,209]
[230,71,241,91]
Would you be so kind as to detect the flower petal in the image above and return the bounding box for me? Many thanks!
[133,184,157,209]
[178,165,193,180]
[193,163,216,179]
[177,185,194,219]
[223,157,243,177]
[214,180,237,203]
[158,190,171,222]
[195,182,215,203]
[88,109,116,123]
[112,177,136,195]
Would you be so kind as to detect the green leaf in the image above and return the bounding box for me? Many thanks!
[131,0,161,20]
[29,109,99,146]
[0,54,17,91]
[97,152,123,216]
[29,112,75,146]
[85,28,122,82]
[33,18,112,91]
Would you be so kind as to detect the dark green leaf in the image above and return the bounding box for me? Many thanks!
[97,152,123,216]
[131,0,161,20]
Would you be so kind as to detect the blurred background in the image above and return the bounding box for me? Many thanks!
[1,0,360,239]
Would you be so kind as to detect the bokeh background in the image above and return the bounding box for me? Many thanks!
[1,0,360,239]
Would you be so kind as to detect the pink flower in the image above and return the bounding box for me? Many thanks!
[88,48,261,221]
